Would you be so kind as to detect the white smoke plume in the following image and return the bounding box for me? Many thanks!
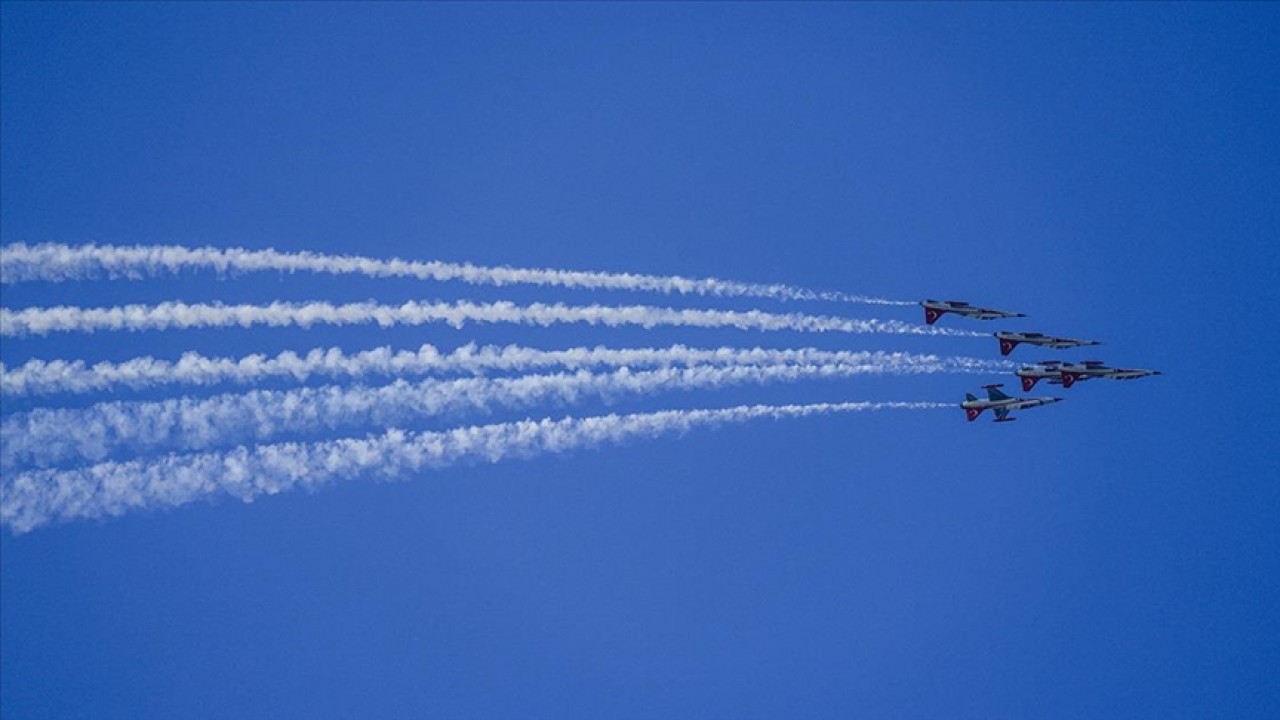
[3,361,964,469]
[1,400,949,534]
[0,242,911,305]
[0,299,981,338]
[0,343,1012,397]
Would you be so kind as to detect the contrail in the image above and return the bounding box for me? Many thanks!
[3,361,964,469]
[0,343,1012,396]
[0,299,982,338]
[0,242,912,305]
[1,400,949,534]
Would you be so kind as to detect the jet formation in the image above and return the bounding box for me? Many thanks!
[919,299,1159,422]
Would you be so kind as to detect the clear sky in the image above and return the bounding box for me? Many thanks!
[2,3,1277,717]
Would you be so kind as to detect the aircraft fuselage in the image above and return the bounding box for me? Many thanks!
[921,299,1024,325]
[995,331,1102,356]
[1058,363,1161,387]
[962,392,1061,422]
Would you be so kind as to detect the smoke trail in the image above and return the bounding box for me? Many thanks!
[0,242,912,305]
[3,361,963,469]
[0,343,1013,396]
[1,400,948,533]
[0,299,981,338]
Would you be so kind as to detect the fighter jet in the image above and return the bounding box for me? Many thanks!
[921,299,1025,325]
[962,384,1062,423]
[1058,361,1162,389]
[1016,360,1066,392]
[995,331,1102,356]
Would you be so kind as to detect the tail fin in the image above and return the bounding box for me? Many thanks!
[999,338,1019,356]
[924,307,945,325]
[965,407,983,422]
[1061,372,1080,389]
[1020,375,1039,392]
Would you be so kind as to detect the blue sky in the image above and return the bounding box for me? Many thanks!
[2,3,1277,717]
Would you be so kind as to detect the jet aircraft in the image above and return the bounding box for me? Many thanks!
[1016,360,1066,392]
[921,299,1025,325]
[1058,361,1162,388]
[962,384,1062,422]
[995,331,1101,356]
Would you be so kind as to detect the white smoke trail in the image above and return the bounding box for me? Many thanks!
[1,400,949,533]
[0,299,981,338]
[2,360,963,469]
[0,242,912,305]
[0,343,1012,397]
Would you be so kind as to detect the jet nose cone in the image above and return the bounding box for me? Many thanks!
[1048,397,1063,403]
